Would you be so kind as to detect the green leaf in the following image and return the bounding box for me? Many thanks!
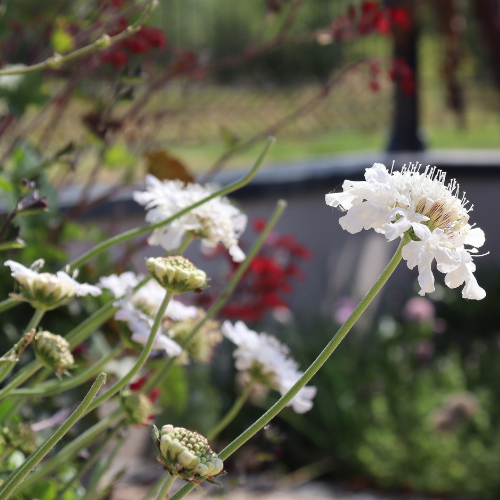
[0,175,13,193]
[0,239,26,251]
[51,28,75,54]
[103,145,135,168]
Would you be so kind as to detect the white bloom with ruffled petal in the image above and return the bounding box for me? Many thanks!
[326,162,486,299]
[221,320,316,413]
[133,175,247,262]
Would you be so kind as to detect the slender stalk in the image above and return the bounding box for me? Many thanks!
[66,137,274,273]
[0,298,16,314]
[0,1,157,77]
[13,409,124,495]
[83,290,174,416]
[208,383,254,440]
[154,474,176,500]
[170,235,411,500]
[141,199,287,394]
[11,344,123,397]
[0,373,107,500]
[80,432,126,500]
[174,232,194,255]
[54,425,122,500]
[0,308,44,384]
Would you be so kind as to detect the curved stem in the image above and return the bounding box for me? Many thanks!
[208,382,254,440]
[0,298,17,314]
[13,408,124,495]
[154,474,176,500]
[83,289,174,416]
[11,344,123,397]
[141,199,287,394]
[0,373,107,500]
[170,235,410,500]
[0,308,45,384]
[0,2,157,77]
[66,137,274,273]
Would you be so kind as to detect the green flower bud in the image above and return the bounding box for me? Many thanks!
[33,331,74,375]
[146,256,207,294]
[119,389,153,425]
[153,425,225,483]
[2,422,36,455]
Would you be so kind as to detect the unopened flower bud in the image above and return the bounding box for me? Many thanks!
[146,256,207,294]
[152,425,224,483]
[95,34,112,50]
[34,331,74,375]
[119,389,153,424]
[2,422,36,455]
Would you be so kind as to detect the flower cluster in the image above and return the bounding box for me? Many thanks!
[326,162,486,299]
[133,175,247,262]
[99,271,222,362]
[147,256,207,294]
[33,331,75,375]
[153,425,224,483]
[222,321,316,413]
[4,260,101,310]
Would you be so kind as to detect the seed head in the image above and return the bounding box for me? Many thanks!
[34,331,74,375]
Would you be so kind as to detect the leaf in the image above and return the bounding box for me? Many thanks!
[146,150,194,183]
[51,28,75,54]
[0,239,26,251]
[103,145,135,169]
[0,175,13,193]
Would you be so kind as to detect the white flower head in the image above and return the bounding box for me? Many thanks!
[326,162,486,299]
[133,175,247,262]
[5,260,101,310]
[222,320,316,413]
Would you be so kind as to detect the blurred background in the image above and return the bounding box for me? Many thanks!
[1,0,500,499]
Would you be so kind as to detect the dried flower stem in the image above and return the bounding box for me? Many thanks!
[207,382,254,440]
[0,372,107,500]
[0,308,44,384]
[170,234,411,500]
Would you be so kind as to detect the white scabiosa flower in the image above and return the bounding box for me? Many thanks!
[326,162,486,299]
[5,260,101,310]
[221,320,316,413]
[114,304,182,357]
[133,175,247,262]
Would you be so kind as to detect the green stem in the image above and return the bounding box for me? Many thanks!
[13,409,124,495]
[0,373,107,500]
[141,476,166,500]
[170,235,410,500]
[11,344,123,397]
[154,474,176,500]
[81,432,126,500]
[54,425,122,500]
[0,2,157,77]
[66,137,274,273]
[83,290,174,416]
[0,298,16,314]
[208,383,254,440]
[174,233,194,255]
[141,199,287,394]
[0,308,45,385]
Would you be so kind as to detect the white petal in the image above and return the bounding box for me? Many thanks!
[464,227,485,248]
[229,244,245,263]
[417,252,435,295]
[412,223,431,241]
[365,163,389,183]
[325,191,358,210]
[383,218,411,241]
[462,274,486,300]
[339,201,387,234]
[444,266,466,289]
[402,241,424,269]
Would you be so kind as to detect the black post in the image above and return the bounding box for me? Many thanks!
[387,0,425,152]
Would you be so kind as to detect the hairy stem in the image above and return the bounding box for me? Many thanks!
[141,199,287,394]
[0,373,107,500]
[170,235,410,500]
[11,344,123,397]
